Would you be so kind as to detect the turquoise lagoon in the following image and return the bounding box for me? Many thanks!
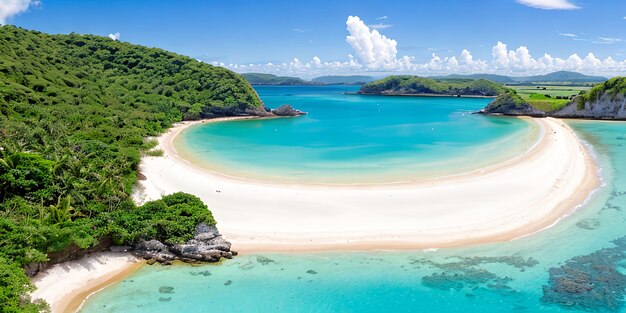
[176,85,537,183]
[81,87,626,312]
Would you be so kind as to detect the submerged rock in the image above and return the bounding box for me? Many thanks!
[132,223,237,264]
[542,236,626,311]
[413,254,537,295]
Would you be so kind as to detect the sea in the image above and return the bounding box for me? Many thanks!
[80,85,626,312]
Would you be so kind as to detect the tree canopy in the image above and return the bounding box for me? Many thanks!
[0,25,261,312]
[358,76,507,96]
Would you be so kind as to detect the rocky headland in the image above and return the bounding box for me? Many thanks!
[480,77,626,120]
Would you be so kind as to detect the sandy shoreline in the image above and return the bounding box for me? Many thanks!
[32,115,600,312]
[135,116,600,252]
[31,252,142,313]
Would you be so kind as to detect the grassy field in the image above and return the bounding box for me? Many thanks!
[510,85,591,112]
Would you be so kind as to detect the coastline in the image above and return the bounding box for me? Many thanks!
[346,92,497,98]
[135,115,601,252]
[31,252,143,313]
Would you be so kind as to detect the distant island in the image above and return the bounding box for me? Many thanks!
[241,73,310,85]
[357,76,506,97]
[242,73,374,85]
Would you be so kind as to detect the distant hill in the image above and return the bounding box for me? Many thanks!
[432,71,606,84]
[241,73,309,85]
[358,76,507,97]
[515,71,607,83]
[432,74,516,84]
[311,75,374,85]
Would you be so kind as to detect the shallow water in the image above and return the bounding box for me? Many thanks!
[81,89,626,313]
[176,85,536,183]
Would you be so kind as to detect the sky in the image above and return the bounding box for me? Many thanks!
[2,0,626,78]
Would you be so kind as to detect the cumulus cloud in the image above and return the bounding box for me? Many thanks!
[517,0,580,10]
[216,15,626,77]
[346,16,404,70]
[213,55,363,78]
[108,32,120,41]
[0,0,39,25]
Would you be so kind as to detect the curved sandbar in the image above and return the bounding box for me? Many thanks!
[134,116,599,251]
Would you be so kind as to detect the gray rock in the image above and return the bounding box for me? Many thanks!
[271,104,306,116]
[132,224,236,264]
[195,222,219,236]
[136,239,168,252]
[552,92,626,119]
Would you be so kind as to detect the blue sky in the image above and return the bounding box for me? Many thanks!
[2,0,625,77]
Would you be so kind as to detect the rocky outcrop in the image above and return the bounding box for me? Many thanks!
[132,223,237,264]
[551,92,626,119]
[271,104,307,116]
[478,93,546,117]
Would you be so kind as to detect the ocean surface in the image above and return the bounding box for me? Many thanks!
[176,85,537,183]
[81,87,626,312]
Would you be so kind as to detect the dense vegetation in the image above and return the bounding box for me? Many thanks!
[577,77,626,106]
[480,89,536,114]
[0,25,262,312]
[358,76,507,96]
[241,73,307,85]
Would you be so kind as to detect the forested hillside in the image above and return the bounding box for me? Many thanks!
[0,26,264,312]
[358,76,507,96]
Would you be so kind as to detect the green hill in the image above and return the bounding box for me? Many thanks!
[431,74,516,84]
[242,73,308,85]
[518,71,606,83]
[0,25,264,311]
[358,76,507,97]
[431,71,606,84]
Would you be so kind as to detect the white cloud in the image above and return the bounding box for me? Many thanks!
[0,0,39,25]
[558,33,577,37]
[376,16,388,20]
[108,32,120,41]
[292,28,305,33]
[216,15,626,77]
[594,37,622,44]
[346,15,401,70]
[517,0,580,10]
[368,23,393,30]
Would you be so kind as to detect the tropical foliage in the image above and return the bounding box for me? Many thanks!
[358,76,507,96]
[0,25,261,312]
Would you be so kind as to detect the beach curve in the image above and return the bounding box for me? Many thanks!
[134,116,600,252]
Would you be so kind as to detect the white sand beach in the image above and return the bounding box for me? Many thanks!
[31,252,142,313]
[133,116,600,252]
